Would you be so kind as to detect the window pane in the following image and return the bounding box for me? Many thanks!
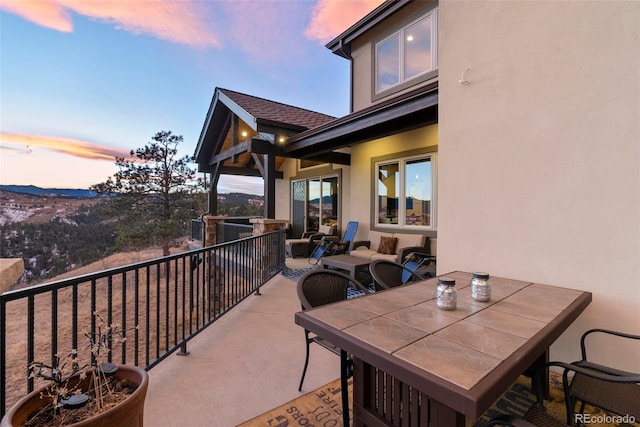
[405,158,432,227]
[307,179,321,232]
[321,176,338,226]
[376,34,400,92]
[378,163,400,225]
[405,15,432,80]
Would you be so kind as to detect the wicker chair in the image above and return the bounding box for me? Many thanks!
[296,269,370,427]
[566,329,640,424]
[488,329,640,427]
[369,259,426,291]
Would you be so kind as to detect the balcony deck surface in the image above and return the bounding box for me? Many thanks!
[144,257,338,426]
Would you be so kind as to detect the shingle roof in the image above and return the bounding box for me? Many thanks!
[219,88,336,131]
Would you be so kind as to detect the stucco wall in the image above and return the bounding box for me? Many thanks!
[350,125,439,242]
[350,1,439,112]
[438,0,640,370]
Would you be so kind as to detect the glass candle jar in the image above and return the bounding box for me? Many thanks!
[436,277,457,310]
[471,272,491,302]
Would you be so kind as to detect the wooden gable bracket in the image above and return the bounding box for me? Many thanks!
[251,153,265,176]
[204,138,284,179]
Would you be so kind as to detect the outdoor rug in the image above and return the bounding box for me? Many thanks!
[280,266,317,281]
[280,266,374,298]
[238,373,632,427]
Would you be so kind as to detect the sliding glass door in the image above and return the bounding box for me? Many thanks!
[291,175,339,237]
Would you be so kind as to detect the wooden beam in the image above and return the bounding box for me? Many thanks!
[219,166,283,179]
[251,153,265,176]
[302,152,350,165]
[263,153,276,218]
[209,163,221,215]
[231,115,239,163]
[208,139,279,165]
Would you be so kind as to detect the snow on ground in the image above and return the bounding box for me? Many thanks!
[0,207,34,225]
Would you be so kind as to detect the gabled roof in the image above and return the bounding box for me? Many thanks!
[194,88,337,173]
[219,89,336,131]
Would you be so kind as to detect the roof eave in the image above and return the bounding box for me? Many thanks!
[325,0,412,59]
[284,84,438,158]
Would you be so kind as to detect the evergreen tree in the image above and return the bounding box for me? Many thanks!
[91,131,203,256]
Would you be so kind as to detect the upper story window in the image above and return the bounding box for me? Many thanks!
[375,8,438,95]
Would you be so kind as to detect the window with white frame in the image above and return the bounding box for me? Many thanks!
[375,153,436,229]
[375,8,438,94]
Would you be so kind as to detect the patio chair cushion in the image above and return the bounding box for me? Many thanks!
[351,232,427,262]
[318,224,336,235]
[377,236,397,254]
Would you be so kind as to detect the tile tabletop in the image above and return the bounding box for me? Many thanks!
[301,271,588,391]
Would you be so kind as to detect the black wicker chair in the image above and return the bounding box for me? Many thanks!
[566,329,640,424]
[488,329,640,427]
[296,269,370,427]
[369,259,426,291]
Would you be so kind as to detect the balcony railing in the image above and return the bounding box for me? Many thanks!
[0,229,286,416]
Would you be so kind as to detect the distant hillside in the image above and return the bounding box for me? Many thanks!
[0,185,98,198]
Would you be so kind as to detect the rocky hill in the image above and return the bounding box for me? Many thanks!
[0,189,103,226]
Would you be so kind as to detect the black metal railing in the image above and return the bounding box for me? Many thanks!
[0,229,286,416]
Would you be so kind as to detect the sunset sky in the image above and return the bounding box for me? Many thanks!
[0,0,384,194]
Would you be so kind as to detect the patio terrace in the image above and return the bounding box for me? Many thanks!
[143,257,339,426]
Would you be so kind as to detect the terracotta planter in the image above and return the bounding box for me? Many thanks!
[1,365,149,427]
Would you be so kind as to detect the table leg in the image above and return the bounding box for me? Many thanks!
[429,400,466,427]
[526,349,550,400]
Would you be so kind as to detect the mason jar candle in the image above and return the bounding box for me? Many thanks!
[471,272,491,302]
[436,277,457,310]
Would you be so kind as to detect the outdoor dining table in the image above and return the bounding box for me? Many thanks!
[294,271,592,427]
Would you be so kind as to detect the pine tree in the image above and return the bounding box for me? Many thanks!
[91,131,203,256]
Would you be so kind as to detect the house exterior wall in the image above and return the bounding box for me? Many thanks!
[438,0,640,370]
[350,1,439,112]
[350,125,438,242]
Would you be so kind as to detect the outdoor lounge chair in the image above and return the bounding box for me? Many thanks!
[308,221,358,265]
[285,224,336,258]
[296,269,370,427]
[488,328,640,427]
[368,259,426,291]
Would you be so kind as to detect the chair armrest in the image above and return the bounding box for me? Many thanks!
[352,240,370,250]
[397,246,434,263]
[309,233,329,244]
[301,231,315,238]
[580,328,640,361]
[549,361,640,383]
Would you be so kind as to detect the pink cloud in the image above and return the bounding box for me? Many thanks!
[0,132,131,161]
[219,0,309,64]
[0,0,220,48]
[306,0,386,43]
[0,0,72,32]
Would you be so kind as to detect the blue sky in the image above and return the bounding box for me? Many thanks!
[0,0,383,194]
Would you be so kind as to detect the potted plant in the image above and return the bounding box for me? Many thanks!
[1,314,149,427]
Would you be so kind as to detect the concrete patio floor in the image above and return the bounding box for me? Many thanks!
[144,257,339,427]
